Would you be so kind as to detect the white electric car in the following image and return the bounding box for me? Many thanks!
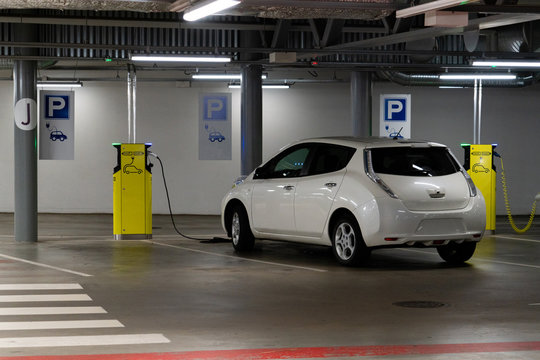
[221,137,486,266]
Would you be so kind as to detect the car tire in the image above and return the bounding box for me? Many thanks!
[437,242,477,264]
[231,205,255,252]
[331,215,370,266]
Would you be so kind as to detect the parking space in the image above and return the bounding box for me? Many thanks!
[0,214,538,360]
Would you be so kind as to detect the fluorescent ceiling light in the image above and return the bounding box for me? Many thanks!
[37,81,82,88]
[439,74,516,80]
[472,60,540,68]
[192,74,267,80]
[131,55,231,63]
[396,0,479,19]
[183,0,240,22]
[228,84,290,89]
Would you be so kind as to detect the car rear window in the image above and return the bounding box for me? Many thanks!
[370,146,460,177]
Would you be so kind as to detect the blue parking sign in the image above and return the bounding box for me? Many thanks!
[380,94,411,139]
[203,95,228,121]
[384,98,406,121]
[45,95,70,120]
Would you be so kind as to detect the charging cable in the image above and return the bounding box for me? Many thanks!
[497,154,538,233]
[149,151,229,242]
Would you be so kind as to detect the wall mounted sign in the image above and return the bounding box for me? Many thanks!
[199,93,232,160]
[39,90,75,160]
[380,94,411,139]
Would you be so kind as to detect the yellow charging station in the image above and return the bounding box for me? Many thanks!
[113,143,152,240]
[462,144,497,233]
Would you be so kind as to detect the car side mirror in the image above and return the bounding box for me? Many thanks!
[254,167,266,179]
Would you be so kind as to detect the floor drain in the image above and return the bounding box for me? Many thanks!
[393,301,448,309]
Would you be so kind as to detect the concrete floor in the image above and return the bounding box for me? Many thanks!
[0,213,538,360]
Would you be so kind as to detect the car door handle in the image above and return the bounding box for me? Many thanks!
[325,182,337,188]
[284,185,295,191]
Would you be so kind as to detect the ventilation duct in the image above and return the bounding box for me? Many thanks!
[497,24,528,53]
[378,70,540,88]
[405,38,437,63]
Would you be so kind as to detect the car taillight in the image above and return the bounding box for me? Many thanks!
[462,170,477,197]
[364,150,399,199]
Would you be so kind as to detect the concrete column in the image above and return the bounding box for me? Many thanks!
[13,23,38,242]
[241,64,263,176]
[351,71,372,137]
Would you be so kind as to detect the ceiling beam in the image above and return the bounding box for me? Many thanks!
[325,13,540,50]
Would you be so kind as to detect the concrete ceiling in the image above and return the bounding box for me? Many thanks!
[0,0,540,79]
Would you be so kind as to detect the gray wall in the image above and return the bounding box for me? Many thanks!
[1,78,539,215]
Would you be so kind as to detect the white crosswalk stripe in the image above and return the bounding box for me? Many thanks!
[0,334,170,348]
[0,283,83,290]
[0,283,170,348]
[0,306,107,316]
[0,294,92,302]
[0,306,107,315]
[0,319,124,330]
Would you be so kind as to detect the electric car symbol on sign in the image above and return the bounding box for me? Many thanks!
[209,132,226,142]
[221,137,486,266]
[50,130,67,141]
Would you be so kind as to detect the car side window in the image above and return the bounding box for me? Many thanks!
[308,144,356,176]
[261,146,311,179]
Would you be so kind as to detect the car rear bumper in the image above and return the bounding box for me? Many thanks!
[355,194,487,248]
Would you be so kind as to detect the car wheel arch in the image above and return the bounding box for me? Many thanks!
[224,199,248,237]
[328,208,359,240]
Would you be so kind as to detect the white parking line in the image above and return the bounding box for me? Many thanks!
[0,334,170,348]
[0,294,92,302]
[472,258,540,269]
[146,240,328,273]
[530,303,540,306]
[492,235,540,243]
[0,253,93,277]
[0,306,107,315]
[0,320,123,331]
[398,248,540,269]
[0,284,83,291]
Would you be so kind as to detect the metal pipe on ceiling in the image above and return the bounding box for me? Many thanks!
[378,70,540,87]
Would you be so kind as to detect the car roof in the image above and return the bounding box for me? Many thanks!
[287,137,446,150]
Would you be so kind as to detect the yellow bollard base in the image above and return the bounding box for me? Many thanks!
[114,234,152,240]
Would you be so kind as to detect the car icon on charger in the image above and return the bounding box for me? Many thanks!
[472,163,489,173]
[50,130,67,141]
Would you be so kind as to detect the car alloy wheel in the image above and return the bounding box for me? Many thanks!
[334,223,356,261]
[331,215,370,266]
[230,205,255,252]
[231,212,240,246]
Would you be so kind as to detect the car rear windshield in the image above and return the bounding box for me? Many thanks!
[370,146,460,177]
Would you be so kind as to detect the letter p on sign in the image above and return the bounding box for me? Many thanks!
[45,95,70,119]
[206,99,223,119]
[385,99,406,121]
[203,95,228,121]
